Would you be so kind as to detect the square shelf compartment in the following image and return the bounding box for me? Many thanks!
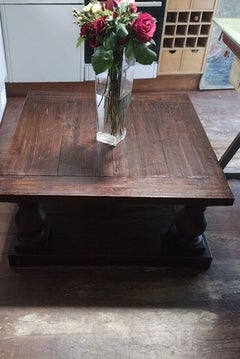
[200,24,211,35]
[186,37,197,48]
[188,25,200,35]
[197,37,208,47]
[174,37,185,48]
[178,12,190,23]
[163,38,174,48]
[202,12,213,23]
[190,12,201,23]
[166,12,178,23]
[165,25,176,36]
[176,25,187,36]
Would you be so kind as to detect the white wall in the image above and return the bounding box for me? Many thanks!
[0,16,7,124]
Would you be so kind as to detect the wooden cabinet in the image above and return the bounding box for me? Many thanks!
[158,0,218,75]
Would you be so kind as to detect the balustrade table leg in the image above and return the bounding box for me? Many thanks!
[14,201,49,253]
[169,205,207,256]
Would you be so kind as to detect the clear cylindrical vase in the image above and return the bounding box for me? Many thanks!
[95,50,135,146]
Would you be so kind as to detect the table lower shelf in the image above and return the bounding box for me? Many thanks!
[8,237,212,269]
[8,202,212,269]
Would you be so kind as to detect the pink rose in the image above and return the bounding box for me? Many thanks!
[129,2,138,13]
[132,13,156,43]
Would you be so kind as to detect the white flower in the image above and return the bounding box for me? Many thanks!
[83,3,92,12]
[92,3,102,13]
[120,0,135,3]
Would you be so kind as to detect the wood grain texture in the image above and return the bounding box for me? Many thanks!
[0,176,233,205]
[0,91,233,206]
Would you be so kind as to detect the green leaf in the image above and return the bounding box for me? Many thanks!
[116,23,128,38]
[103,32,117,50]
[150,39,156,47]
[76,37,84,48]
[92,47,113,74]
[132,42,157,65]
[125,40,134,59]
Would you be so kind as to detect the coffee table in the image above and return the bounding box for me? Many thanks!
[0,91,234,269]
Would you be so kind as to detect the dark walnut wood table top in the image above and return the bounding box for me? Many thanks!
[0,91,233,205]
[0,91,234,269]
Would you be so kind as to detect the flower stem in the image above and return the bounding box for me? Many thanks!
[105,49,125,135]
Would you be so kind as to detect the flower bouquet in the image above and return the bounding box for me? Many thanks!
[73,0,157,145]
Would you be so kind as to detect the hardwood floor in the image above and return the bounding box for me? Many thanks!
[0,89,239,358]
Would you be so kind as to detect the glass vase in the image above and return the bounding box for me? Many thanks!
[95,50,136,146]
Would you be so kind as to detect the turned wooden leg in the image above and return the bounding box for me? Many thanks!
[14,201,49,252]
[169,205,207,255]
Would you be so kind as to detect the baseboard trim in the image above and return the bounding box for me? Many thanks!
[6,75,201,97]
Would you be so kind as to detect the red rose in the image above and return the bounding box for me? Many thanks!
[93,17,107,34]
[132,13,156,43]
[102,0,118,11]
[80,23,91,37]
[112,11,119,19]
[88,33,99,48]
